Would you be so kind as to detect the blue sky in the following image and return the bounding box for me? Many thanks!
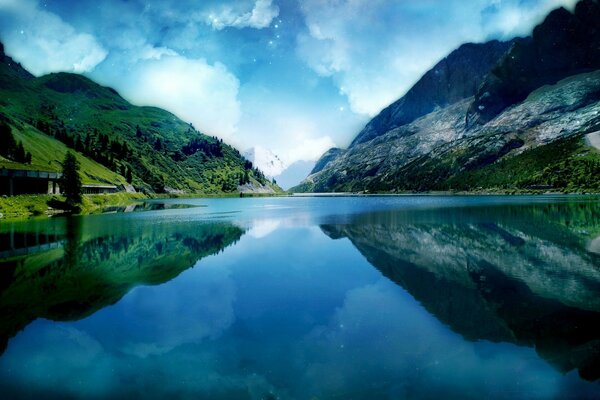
[0,0,578,163]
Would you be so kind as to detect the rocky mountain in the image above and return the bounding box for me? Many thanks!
[310,147,345,175]
[0,42,280,194]
[243,147,319,189]
[274,160,315,190]
[468,0,600,126]
[294,0,600,194]
[351,39,516,146]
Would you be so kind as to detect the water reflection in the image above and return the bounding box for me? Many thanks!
[0,215,245,355]
[1,197,600,398]
[321,201,600,381]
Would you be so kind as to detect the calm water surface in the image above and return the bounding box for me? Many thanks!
[1,195,600,399]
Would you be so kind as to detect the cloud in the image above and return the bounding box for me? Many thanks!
[205,0,279,30]
[240,110,337,163]
[0,0,107,76]
[116,54,241,138]
[285,135,336,164]
[236,83,359,163]
[117,262,237,357]
[297,0,580,116]
[247,219,281,238]
[297,280,564,398]
[481,0,579,37]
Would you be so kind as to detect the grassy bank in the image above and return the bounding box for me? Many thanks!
[0,190,285,221]
[0,192,147,221]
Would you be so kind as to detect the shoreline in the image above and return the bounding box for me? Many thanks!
[0,191,284,221]
[2,190,600,222]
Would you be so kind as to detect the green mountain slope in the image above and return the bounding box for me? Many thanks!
[1,121,126,185]
[0,42,279,194]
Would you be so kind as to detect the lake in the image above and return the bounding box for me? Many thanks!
[1,195,600,399]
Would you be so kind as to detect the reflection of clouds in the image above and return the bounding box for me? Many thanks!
[0,322,113,397]
[116,263,236,357]
[247,219,281,239]
[0,321,285,399]
[297,280,563,399]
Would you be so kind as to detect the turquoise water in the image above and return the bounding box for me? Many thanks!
[1,195,600,399]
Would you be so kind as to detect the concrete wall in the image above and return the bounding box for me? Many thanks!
[0,169,62,196]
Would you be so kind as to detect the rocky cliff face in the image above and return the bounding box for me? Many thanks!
[310,147,345,175]
[351,40,515,146]
[467,0,600,126]
[294,0,600,193]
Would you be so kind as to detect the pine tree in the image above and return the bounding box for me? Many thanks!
[61,152,83,209]
[154,138,162,151]
[15,142,26,162]
[126,167,133,184]
[0,121,17,158]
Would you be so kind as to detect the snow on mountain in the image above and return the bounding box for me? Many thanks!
[243,146,287,178]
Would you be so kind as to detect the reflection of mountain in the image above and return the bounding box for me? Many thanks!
[0,217,245,354]
[321,202,600,381]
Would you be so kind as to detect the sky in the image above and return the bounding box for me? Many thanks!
[0,0,579,164]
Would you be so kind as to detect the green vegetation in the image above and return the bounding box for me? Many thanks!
[60,151,82,209]
[0,219,244,350]
[0,120,30,164]
[0,45,280,195]
[0,194,54,219]
[297,134,600,194]
[445,135,600,192]
[0,192,146,220]
[0,123,128,185]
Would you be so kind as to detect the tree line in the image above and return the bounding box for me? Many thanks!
[0,121,32,164]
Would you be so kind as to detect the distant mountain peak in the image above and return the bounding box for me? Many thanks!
[243,146,286,178]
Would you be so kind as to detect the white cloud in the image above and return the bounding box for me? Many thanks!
[242,111,337,164]
[0,0,107,76]
[236,84,362,163]
[285,135,336,165]
[248,219,281,238]
[205,0,279,30]
[297,0,580,117]
[481,0,579,38]
[119,54,241,138]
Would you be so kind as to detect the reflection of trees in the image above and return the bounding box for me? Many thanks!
[63,216,82,270]
[321,201,600,381]
[0,218,245,355]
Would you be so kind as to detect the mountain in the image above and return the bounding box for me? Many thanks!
[0,43,280,194]
[351,39,516,146]
[310,147,345,175]
[243,146,286,178]
[243,146,318,189]
[294,0,600,194]
[467,1,600,126]
[274,160,315,190]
